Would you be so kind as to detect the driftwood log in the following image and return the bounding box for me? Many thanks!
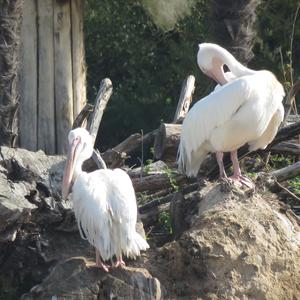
[102,129,158,168]
[270,162,300,182]
[173,75,195,123]
[132,172,187,193]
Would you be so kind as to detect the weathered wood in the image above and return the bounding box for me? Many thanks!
[129,160,168,178]
[0,0,23,147]
[270,142,300,156]
[88,78,113,143]
[140,202,170,226]
[102,129,158,168]
[37,0,55,154]
[72,103,93,130]
[138,182,198,213]
[19,0,37,151]
[270,161,300,182]
[54,1,73,153]
[132,172,187,193]
[173,75,195,123]
[154,123,181,161]
[71,0,86,118]
[269,120,300,148]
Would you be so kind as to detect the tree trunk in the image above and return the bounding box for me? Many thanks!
[0,0,24,146]
[210,0,261,63]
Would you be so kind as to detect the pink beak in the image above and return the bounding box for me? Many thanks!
[62,139,80,199]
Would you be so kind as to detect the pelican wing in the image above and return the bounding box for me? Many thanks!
[248,103,284,151]
[178,77,252,176]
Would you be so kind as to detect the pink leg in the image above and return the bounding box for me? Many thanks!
[114,255,125,268]
[95,249,110,272]
[216,151,227,178]
[229,150,255,188]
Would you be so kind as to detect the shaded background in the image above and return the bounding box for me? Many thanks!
[84,0,300,150]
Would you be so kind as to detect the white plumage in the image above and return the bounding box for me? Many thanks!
[178,43,285,186]
[62,128,149,271]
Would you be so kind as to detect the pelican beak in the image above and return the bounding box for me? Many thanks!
[211,58,227,86]
[62,138,80,200]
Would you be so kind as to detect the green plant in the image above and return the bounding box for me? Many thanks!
[269,154,294,170]
[158,211,173,235]
[163,167,179,192]
[287,177,300,196]
[144,158,154,174]
[137,192,152,205]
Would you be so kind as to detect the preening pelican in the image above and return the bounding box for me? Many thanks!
[177,43,285,187]
[62,128,149,272]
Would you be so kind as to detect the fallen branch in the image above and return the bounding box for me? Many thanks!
[270,142,300,156]
[132,172,187,193]
[138,182,198,213]
[102,129,158,168]
[270,161,300,182]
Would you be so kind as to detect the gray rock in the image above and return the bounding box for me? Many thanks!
[22,257,162,300]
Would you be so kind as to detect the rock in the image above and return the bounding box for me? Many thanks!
[21,257,162,300]
[144,182,300,299]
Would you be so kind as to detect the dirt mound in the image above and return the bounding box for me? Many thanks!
[142,182,300,299]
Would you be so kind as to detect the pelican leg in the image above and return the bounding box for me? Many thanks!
[216,151,227,178]
[230,150,255,189]
[114,255,125,268]
[95,249,110,272]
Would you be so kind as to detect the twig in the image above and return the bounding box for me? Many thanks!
[140,129,144,179]
[283,78,300,125]
[275,179,300,203]
[289,4,300,88]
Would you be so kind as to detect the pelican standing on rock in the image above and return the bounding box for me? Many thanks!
[177,43,285,187]
[62,128,149,272]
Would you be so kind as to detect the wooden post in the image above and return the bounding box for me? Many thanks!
[54,0,74,154]
[71,0,86,118]
[19,0,38,151]
[173,75,195,123]
[37,0,55,154]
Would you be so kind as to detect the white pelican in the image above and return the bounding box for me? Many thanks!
[62,128,149,272]
[177,43,285,187]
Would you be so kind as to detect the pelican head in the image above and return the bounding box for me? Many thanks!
[62,128,93,199]
[197,43,255,85]
[197,43,230,85]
